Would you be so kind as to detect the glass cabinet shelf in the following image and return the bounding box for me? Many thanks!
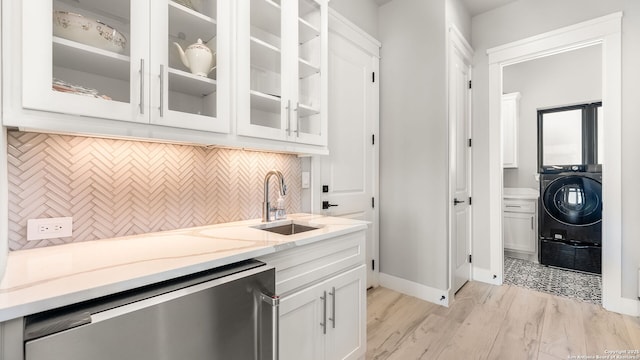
[250,90,281,113]
[298,58,319,78]
[251,0,281,37]
[298,18,319,43]
[251,37,281,73]
[169,1,217,42]
[299,103,319,117]
[168,68,217,96]
[52,37,131,81]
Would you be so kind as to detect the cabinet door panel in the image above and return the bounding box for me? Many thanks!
[503,212,536,253]
[22,0,148,123]
[237,0,327,146]
[502,92,520,168]
[328,265,366,360]
[150,0,230,133]
[293,0,326,145]
[279,281,324,360]
[237,0,287,140]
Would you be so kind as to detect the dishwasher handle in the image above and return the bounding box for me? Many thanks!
[24,311,92,341]
[260,293,280,360]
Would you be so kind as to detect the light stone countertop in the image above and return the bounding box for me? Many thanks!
[503,187,539,200]
[0,214,368,322]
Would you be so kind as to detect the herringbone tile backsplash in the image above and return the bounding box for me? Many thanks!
[7,131,302,250]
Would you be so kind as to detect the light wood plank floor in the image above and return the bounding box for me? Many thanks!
[367,282,640,360]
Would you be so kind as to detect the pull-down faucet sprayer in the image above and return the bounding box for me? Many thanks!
[263,170,287,222]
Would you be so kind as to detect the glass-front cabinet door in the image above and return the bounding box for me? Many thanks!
[150,0,230,133]
[295,0,326,145]
[21,0,229,133]
[237,0,327,146]
[237,0,286,140]
[23,0,148,123]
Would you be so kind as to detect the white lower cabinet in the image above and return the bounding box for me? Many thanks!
[503,198,537,255]
[257,230,367,360]
[279,265,365,360]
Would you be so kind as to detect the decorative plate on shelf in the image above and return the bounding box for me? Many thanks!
[52,78,112,100]
[53,10,127,54]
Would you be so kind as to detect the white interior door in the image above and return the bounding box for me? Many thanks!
[449,30,473,294]
[315,17,379,288]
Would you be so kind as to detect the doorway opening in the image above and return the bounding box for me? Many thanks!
[487,13,624,313]
[500,44,603,303]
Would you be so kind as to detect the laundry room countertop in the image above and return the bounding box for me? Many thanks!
[503,187,539,199]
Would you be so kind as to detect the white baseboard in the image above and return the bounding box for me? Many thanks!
[603,295,640,317]
[379,272,450,307]
[472,266,501,285]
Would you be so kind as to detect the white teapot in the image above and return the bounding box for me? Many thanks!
[173,39,216,77]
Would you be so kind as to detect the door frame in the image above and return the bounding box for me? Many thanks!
[311,9,381,287]
[486,12,638,316]
[447,24,474,298]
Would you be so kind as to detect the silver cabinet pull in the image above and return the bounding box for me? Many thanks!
[320,291,327,334]
[286,100,291,136]
[295,102,300,137]
[329,287,336,329]
[159,64,165,117]
[531,217,534,230]
[139,59,145,114]
[260,293,280,360]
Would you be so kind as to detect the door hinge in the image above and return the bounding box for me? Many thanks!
[468,80,472,89]
[469,197,472,205]
[371,197,375,208]
[372,72,375,83]
[468,138,472,147]
[468,254,472,263]
[372,259,375,270]
[372,134,375,145]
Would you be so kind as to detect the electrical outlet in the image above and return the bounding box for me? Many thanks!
[27,217,73,241]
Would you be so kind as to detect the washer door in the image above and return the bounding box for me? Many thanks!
[543,175,602,226]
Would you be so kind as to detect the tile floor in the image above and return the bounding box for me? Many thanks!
[503,256,602,304]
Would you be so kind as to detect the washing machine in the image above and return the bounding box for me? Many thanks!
[539,165,602,274]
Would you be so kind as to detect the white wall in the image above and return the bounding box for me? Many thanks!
[0,128,7,281]
[472,0,640,299]
[378,0,449,291]
[503,45,602,189]
[0,1,5,281]
[329,0,379,38]
[446,0,471,41]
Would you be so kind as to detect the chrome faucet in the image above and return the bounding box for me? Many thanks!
[263,170,287,222]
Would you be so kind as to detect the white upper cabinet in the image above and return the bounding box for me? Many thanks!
[502,92,521,168]
[150,0,230,132]
[21,0,149,124]
[17,0,230,133]
[236,0,327,146]
[4,0,328,153]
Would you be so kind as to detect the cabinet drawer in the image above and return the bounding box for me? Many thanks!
[503,200,535,213]
[257,231,365,295]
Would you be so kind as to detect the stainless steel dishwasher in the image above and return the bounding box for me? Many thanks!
[23,259,278,360]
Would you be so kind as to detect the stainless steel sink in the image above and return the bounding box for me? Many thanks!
[253,221,321,235]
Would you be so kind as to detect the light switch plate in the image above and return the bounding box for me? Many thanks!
[301,172,310,189]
